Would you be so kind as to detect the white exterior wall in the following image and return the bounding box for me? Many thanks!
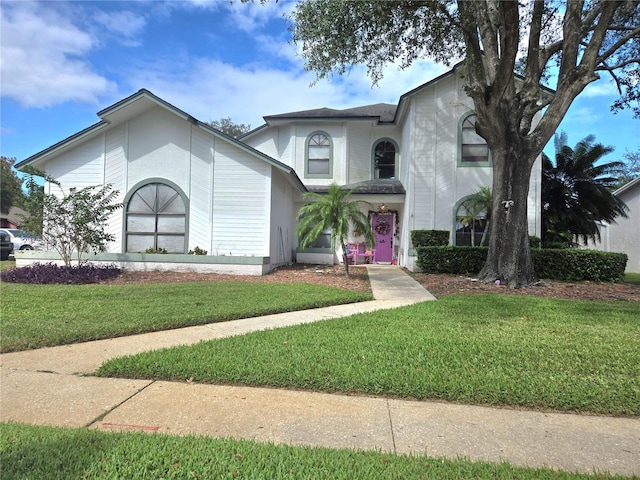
[127,107,191,192]
[189,127,215,253]
[46,135,104,191]
[104,124,128,252]
[212,143,270,256]
[270,171,300,266]
[614,185,640,272]
[588,181,640,273]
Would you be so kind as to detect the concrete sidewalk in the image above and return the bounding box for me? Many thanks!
[1,266,638,476]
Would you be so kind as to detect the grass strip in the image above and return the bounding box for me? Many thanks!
[0,281,371,352]
[97,295,640,416]
[1,422,630,480]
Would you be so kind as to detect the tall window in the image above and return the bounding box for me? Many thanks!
[455,198,488,246]
[374,140,397,179]
[461,114,490,164]
[126,182,186,253]
[306,132,332,177]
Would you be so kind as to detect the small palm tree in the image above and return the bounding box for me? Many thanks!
[459,187,492,247]
[542,133,628,246]
[297,184,374,276]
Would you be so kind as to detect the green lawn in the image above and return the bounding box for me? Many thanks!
[97,295,640,416]
[0,422,630,480]
[0,281,371,352]
[623,272,640,285]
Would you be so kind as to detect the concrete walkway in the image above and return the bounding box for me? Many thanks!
[1,266,638,477]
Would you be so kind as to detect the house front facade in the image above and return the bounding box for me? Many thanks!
[16,64,543,274]
[244,63,542,269]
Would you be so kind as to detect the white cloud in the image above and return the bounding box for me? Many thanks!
[582,79,618,98]
[92,9,147,47]
[0,2,115,107]
[123,53,449,129]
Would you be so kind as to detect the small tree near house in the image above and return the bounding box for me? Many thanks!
[24,169,122,266]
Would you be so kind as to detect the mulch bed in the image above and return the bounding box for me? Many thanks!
[107,264,639,302]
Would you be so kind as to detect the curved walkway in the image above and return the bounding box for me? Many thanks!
[1,265,638,476]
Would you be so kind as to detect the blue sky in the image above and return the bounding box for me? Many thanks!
[1,0,638,168]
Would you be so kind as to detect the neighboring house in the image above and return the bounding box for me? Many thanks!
[16,63,543,274]
[0,206,28,229]
[586,177,640,273]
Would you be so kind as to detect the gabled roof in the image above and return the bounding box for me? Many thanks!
[264,103,397,123]
[15,89,307,192]
[245,60,556,136]
[614,176,640,196]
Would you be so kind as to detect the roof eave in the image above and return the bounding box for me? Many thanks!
[15,120,110,171]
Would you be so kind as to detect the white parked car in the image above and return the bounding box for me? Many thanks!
[0,228,42,254]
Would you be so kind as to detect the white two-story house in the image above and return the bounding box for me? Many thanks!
[16,63,542,274]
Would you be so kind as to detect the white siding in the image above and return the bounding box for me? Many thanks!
[127,107,191,192]
[189,127,214,252]
[212,142,270,256]
[270,171,300,266]
[46,135,104,191]
[347,123,371,183]
[104,125,128,252]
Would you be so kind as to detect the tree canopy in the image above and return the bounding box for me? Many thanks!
[1,156,25,215]
[291,0,640,287]
[207,118,252,138]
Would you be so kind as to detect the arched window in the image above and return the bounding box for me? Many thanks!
[454,196,488,246]
[125,181,187,253]
[460,113,490,164]
[373,140,397,179]
[306,132,332,178]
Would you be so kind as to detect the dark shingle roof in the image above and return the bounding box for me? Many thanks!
[307,179,405,195]
[265,103,397,123]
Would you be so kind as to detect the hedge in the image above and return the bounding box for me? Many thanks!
[411,230,450,247]
[416,246,627,282]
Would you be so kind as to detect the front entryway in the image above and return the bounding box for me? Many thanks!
[372,213,394,263]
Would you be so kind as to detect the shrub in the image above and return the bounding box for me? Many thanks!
[416,246,487,274]
[0,262,122,285]
[411,230,449,247]
[189,246,208,255]
[533,249,627,282]
[529,236,542,249]
[416,247,627,282]
[145,247,168,254]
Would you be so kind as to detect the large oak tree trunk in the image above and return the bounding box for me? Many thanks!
[478,142,538,288]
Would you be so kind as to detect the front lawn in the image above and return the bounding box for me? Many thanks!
[0,422,629,480]
[97,295,640,416]
[0,281,371,352]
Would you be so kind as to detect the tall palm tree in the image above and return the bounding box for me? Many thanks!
[542,133,628,247]
[297,184,374,276]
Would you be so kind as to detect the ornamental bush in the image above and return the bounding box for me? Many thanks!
[533,249,627,282]
[410,230,450,247]
[416,247,627,282]
[416,246,486,274]
[0,262,122,285]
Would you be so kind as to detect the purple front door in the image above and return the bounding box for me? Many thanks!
[372,214,393,263]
